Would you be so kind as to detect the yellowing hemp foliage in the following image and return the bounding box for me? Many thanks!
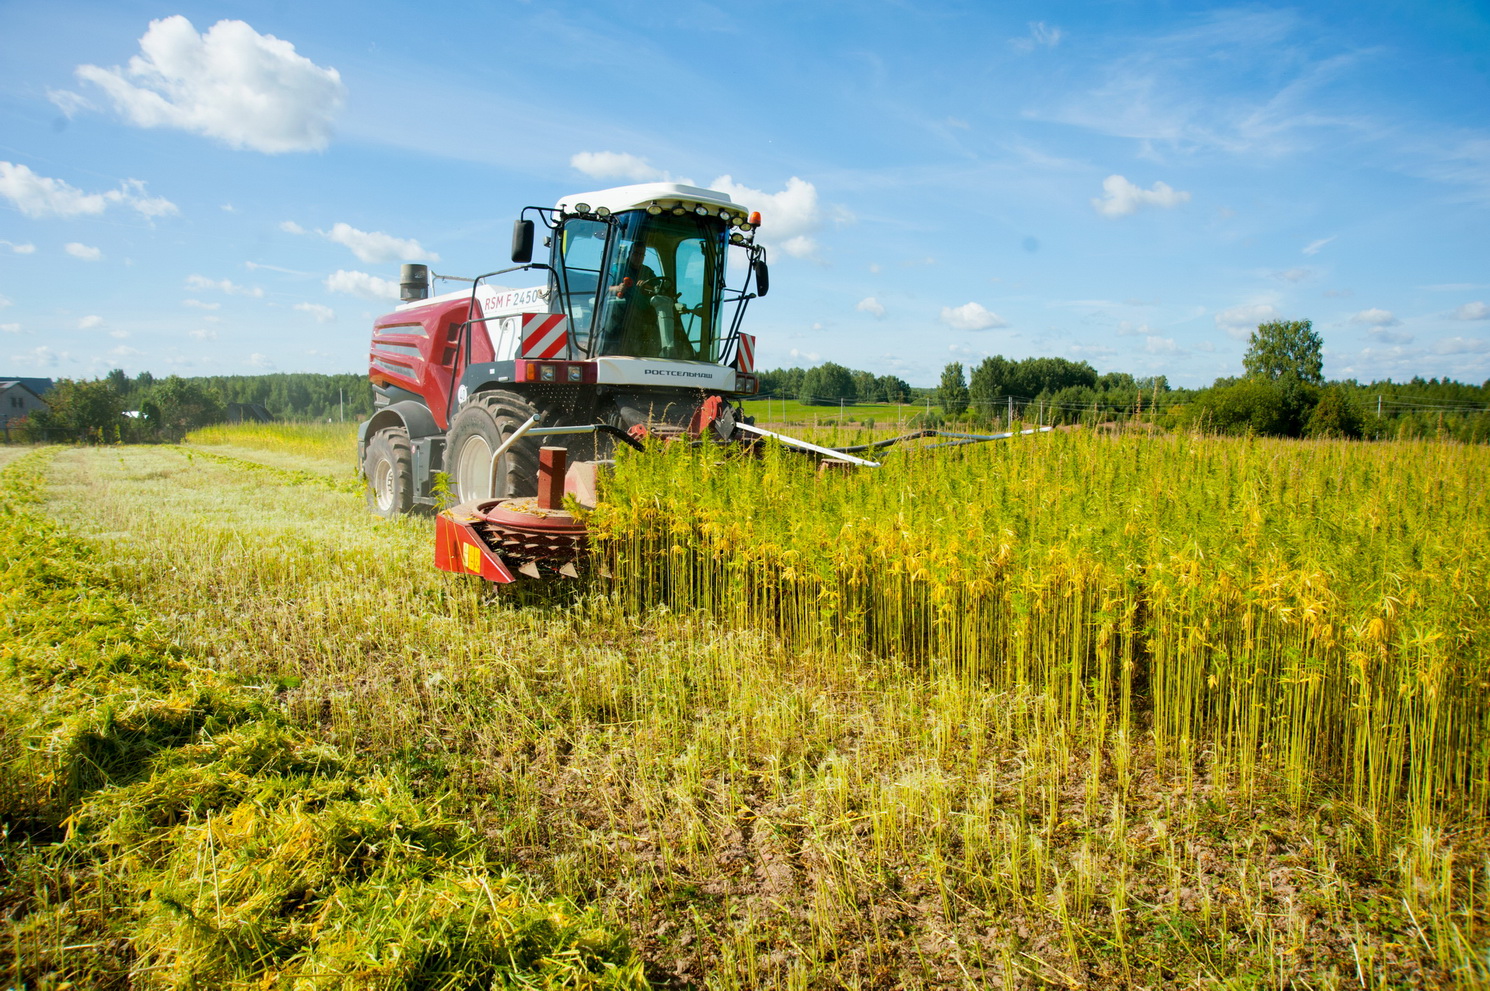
[591,432,1490,829]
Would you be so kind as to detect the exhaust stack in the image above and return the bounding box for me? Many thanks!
[399,263,429,301]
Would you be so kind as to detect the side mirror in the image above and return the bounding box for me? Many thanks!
[512,219,535,264]
[752,259,770,298]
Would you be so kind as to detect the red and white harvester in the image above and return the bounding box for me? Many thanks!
[359,182,873,582]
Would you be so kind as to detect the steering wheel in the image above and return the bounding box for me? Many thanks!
[643,275,677,299]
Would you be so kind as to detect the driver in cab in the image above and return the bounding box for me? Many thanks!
[599,246,694,360]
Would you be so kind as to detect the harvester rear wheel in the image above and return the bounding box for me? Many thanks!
[365,427,413,518]
[446,391,541,503]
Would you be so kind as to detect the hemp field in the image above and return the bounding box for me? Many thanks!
[3,425,1488,990]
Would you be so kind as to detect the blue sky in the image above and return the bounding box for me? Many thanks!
[1,0,1487,388]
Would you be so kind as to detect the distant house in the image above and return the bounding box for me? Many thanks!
[0,379,50,428]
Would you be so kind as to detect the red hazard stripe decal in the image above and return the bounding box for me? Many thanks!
[520,313,569,359]
[735,333,756,373]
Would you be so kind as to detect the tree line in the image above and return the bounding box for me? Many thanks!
[755,365,915,405]
[930,321,1490,442]
[9,371,374,444]
[11,323,1490,445]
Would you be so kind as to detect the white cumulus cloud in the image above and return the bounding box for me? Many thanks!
[182,298,220,310]
[71,16,345,153]
[856,297,885,317]
[2,240,36,254]
[570,151,667,182]
[1,323,21,334]
[324,269,399,300]
[1351,308,1399,326]
[249,352,277,368]
[186,274,263,297]
[78,315,104,330]
[940,302,1008,331]
[295,302,336,323]
[1453,301,1489,321]
[318,222,437,264]
[1091,175,1191,218]
[279,220,306,235]
[1214,303,1281,339]
[188,328,218,340]
[709,175,822,258]
[65,243,103,261]
[0,162,176,219]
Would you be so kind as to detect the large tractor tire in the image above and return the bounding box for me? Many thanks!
[365,426,414,518]
[445,391,543,503]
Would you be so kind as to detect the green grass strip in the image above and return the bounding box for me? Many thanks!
[171,444,365,495]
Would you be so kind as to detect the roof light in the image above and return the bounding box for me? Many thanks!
[672,206,687,216]
[749,211,762,227]
[730,233,746,246]
[573,202,591,214]
[595,206,612,217]
[738,222,754,233]
[717,208,731,220]
[694,204,709,216]
[646,202,663,216]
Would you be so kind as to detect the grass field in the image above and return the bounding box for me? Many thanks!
[3,425,1488,989]
[740,398,923,429]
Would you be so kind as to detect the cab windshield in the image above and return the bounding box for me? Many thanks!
[571,211,727,362]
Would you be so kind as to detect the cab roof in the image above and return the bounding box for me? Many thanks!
[554,182,747,219]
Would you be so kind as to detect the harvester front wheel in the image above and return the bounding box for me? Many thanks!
[365,427,413,518]
[446,391,541,503]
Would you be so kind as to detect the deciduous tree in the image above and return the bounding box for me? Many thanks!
[1244,319,1324,384]
[937,362,969,418]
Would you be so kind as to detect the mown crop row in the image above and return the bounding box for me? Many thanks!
[0,448,643,991]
